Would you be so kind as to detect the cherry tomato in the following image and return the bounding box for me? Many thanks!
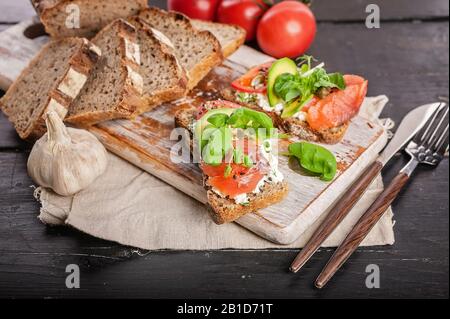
[201,163,265,198]
[217,0,271,41]
[257,1,316,58]
[307,75,368,131]
[231,62,273,93]
[168,0,220,21]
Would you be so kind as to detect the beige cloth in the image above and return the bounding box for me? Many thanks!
[35,96,396,250]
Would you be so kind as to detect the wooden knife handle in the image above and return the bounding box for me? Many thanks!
[290,160,384,273]
[315,172,410,289]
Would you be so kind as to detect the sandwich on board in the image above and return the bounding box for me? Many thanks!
[225,56,368,144]
[175,100,288,224]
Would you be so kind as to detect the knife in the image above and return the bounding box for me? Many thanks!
[289,102,442,274]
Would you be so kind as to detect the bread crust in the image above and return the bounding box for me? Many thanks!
[207,181,289,224]
[65,19,144,125]
[0,37,100,140]
[31,0,148,38]
[138,7,224,91]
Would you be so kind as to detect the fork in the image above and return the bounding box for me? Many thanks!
[315,103,449,289]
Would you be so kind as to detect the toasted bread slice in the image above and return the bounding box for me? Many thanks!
[175,105,289,224]
[66,19,144,125]
[127,17,188,114]
[138,7,223,90]
[283,117,350,144]
[206,180,289,224]
[0,37,100,140]
[191,20,246,58]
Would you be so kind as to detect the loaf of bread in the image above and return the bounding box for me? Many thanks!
[66,19,143,125]
[139,7,223,91]
[127,17,188,114]
[0,37,100,140]
[31,0,148,39]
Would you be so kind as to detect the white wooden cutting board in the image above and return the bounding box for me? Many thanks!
[0,19,387,244]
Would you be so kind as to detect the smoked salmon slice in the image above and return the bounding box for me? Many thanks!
[306,75,368,131]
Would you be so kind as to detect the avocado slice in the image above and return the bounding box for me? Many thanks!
[194,108,235,139]
[267,58,298,107]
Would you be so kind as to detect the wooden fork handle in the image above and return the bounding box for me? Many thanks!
[315,172,411,289]
[290,160,384,273]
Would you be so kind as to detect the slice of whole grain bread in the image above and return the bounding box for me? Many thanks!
[207,181,289,224]
[174,106,289,224]
[138,7,223,91]
[66,19,144,125]
[191,20,246,58]
[127,16,188,114]
[0,37,100,140]
[31,0,148,39]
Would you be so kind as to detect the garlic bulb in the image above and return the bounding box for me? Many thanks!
[28,112,108,196]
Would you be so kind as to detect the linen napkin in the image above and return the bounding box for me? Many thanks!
[35,96,396,250]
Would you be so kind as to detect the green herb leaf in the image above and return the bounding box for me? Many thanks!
[288,142,337,181]
[243,155,253,168]
[233,147,244,164]
[224,164,232,178]
[207,113,229,127]
[273,55,347,118]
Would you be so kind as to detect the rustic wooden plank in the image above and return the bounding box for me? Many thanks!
[90,57,387,245]
[0,247,447,298]
[0,144,447,298]
[309,21,449,118]
[0,113,29,150]
[311,0,449,21]
[2,0,447,24]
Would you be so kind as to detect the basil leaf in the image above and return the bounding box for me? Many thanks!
[327,73,346,90]
[202,127,232,166]
[207,113,229,127]
[243,155,253,168]
[274,73,302,102]
[227,107,273,131]
[288,142,337,181]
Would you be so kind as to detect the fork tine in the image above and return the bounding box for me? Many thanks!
[435,124,449,154]
[425,106,449,149]
[420,105,449,149]
[414,103,445,144]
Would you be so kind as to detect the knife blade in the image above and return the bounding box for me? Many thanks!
[290,102,443,274]
[378,102,443,164]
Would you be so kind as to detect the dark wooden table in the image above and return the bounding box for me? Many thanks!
[0,0,448,299]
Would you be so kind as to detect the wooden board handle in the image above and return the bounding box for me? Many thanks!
[290,160,384,273]
[315,172,410,288]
